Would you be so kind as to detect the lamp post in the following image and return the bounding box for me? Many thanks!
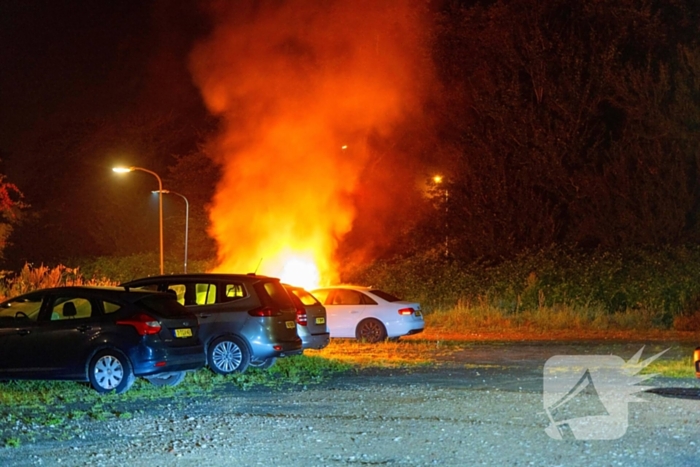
[152,189,189,273]
[433,174,449,257]
[113,166,164,275]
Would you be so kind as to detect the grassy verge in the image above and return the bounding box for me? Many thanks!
[418,302,700,341]
[306,338,460,367]
[643,356,696,379]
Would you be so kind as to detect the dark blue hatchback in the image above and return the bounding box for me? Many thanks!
[0,286,205,394]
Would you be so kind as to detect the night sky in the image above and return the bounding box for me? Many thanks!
[0,1,211,266]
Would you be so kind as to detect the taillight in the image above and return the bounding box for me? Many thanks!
[296,307,307,326]
[117,313,161,335]
[248,306,279,317]
[398,308,414,316]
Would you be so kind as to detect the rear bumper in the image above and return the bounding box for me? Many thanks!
[250,338,303,360]
[385,317,426,339]
[694,347,700,379]
[131,344,206,377]
[301,332,330,350]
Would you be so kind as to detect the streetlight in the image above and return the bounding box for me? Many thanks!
[152,189,189,273]
[113,166,164,275]
[433,174,449,256]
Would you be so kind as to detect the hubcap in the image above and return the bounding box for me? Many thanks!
[93,355,124,389]
[212,341,242,372]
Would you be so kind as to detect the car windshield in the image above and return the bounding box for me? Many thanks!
[138,295,193,318]
[366,289,402,302]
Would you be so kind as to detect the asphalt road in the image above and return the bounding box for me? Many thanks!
[1,340,699,466]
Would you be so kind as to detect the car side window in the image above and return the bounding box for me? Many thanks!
[102,301,122,314]
[195,283,217,305]
[51,297,94,320]
[223,283,245,301]
[166,284,187,305]
[359,293,378,305]
[333,289,364,305]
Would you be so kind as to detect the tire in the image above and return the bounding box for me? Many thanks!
[88,349,135,394]
[355,318,388,343]
[248,357,277,370]
[208,335,250,375]
[146,371,187,387]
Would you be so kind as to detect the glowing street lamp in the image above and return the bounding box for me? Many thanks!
[113,166,164,275]
[152,189,189,273]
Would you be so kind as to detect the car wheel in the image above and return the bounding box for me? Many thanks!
[248,357,277,370]
[145,371,187,387]
[88,349,135,394]
[355,318,388,343]
[208,336,250,375]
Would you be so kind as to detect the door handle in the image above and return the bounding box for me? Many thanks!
[77,325,92,332]
[199,314,211,319]
[17,329,30,336]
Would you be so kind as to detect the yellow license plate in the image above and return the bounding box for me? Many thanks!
[174,328,192,338]
[315,317,325,325]
[286,321,296,329]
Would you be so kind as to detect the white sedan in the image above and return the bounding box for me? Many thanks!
[310,286,424,343]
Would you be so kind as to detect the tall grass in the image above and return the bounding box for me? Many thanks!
[0,263,116,301]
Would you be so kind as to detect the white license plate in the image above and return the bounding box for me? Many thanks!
[174,328,192,338]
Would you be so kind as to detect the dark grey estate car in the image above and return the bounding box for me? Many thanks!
[122,274,303,374]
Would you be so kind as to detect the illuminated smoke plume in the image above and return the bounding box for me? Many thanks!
[189,0,431,287]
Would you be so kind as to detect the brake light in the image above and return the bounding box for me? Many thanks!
[248,306,279,317]
[398,308,414,316]
[296,307,307,326]
[117,313,161,335]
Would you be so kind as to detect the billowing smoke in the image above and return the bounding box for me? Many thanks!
[189,0,432,286]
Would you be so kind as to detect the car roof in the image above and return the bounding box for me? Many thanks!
[311,285,372,291]
[122,273,280,285]
[2,286,171,304]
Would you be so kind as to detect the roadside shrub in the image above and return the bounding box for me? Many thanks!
[0,263,115,301]
[343,245,700,331]
[70,253,216,283]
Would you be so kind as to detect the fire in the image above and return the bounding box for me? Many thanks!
[280,257,321,290]
[189,1,431,288]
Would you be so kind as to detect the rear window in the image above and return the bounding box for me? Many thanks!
[292,288,321,306]
[261,281,294,308]
[366,289,402,302]
[138,296,193,318]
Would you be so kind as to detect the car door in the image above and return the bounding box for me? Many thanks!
[29,294,103,378]
[325,289,375,337]
[0,292,47,375]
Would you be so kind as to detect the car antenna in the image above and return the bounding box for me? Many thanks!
[252,257,263,275]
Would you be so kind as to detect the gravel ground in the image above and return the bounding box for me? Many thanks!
[1,343,699,466]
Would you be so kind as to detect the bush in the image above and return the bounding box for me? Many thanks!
[342,245,700,330]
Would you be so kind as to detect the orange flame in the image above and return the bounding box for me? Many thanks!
[189,1,430,288]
